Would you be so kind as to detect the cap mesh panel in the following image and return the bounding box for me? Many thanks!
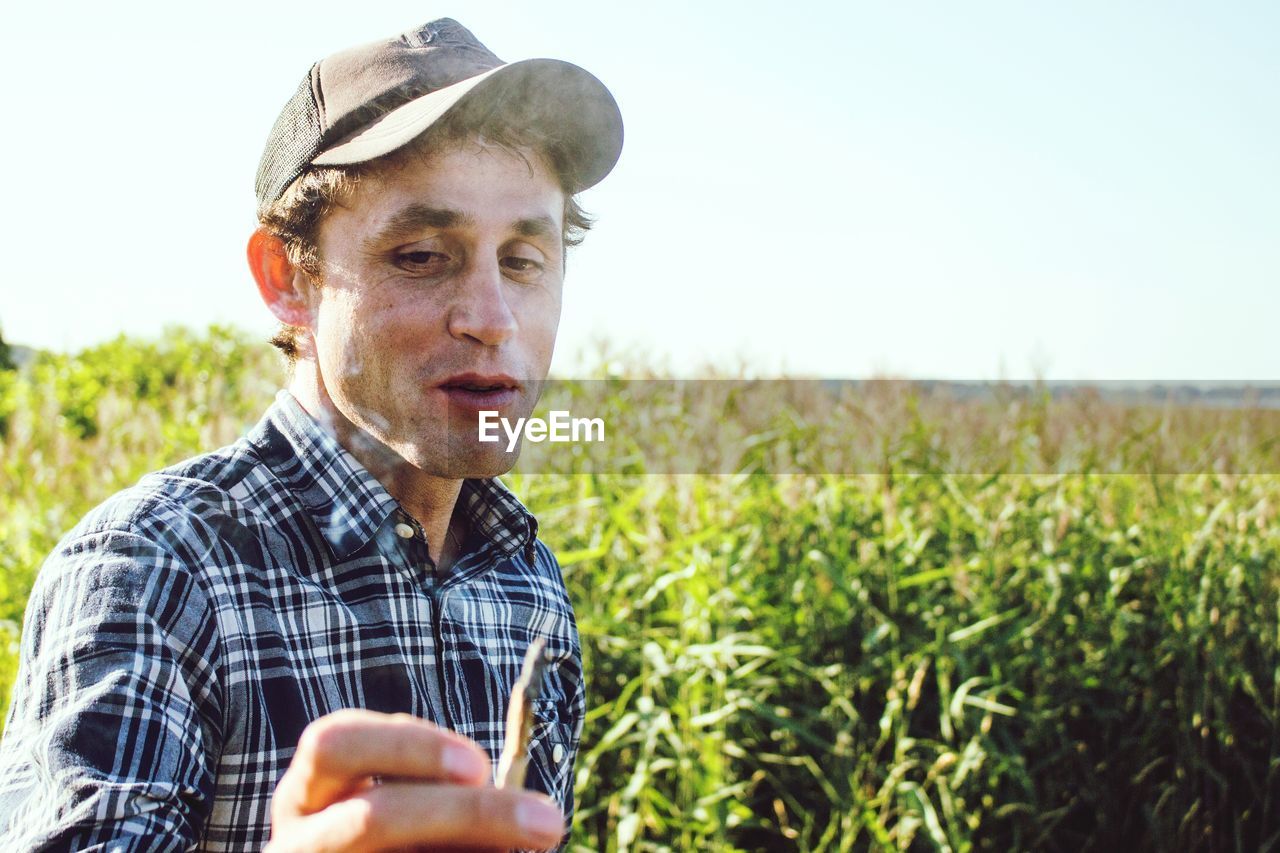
[255,71,324,217]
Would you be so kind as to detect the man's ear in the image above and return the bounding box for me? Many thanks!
[247,228,314,328]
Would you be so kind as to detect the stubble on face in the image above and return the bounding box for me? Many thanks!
[305,140,567,482]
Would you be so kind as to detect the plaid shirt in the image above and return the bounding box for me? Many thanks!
[0,391,584,851]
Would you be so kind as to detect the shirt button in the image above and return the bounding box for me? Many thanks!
[394,522,415,539]
[552,743,565,764]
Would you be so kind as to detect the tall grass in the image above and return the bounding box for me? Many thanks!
[1,327,1276,850]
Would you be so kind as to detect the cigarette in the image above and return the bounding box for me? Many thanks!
[496,637,549,789]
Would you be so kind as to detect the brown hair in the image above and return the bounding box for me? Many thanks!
[258,90,596,362]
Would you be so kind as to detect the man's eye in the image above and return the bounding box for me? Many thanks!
[396,250,449,271]
[502,257,542,274]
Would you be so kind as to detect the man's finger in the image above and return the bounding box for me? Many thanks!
[277,709,491,814]
[272,784,566,853]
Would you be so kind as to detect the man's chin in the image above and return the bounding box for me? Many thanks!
[415,444,521,480]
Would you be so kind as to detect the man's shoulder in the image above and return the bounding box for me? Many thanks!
[89,437,263,528]
[528,536,563,576]
[47,430,290,581]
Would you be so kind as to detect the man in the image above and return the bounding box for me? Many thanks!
[0,17,622,851]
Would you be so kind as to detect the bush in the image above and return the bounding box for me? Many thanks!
[1,328,1276,850]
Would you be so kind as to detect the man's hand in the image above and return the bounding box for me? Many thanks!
[265,709,566,853]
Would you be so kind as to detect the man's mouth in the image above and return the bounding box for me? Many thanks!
[437,373,522,410]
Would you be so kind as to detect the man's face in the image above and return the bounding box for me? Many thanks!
[307,140,566,479]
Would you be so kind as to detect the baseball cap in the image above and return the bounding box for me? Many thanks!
[254,18,624,215]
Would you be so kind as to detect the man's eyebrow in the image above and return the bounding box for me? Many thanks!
[514,214,560,242]
[366,204,476,248]
[364,205,562,248]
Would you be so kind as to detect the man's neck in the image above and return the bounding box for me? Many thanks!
[288,367,463,568]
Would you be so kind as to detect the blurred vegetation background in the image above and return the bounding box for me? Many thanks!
[0,326,1276,851]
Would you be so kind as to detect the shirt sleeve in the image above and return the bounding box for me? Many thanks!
[561,659,587,849]
[0,526,224,851]
[535,539,587,853]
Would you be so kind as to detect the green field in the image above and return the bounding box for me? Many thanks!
[1,327,1277,851]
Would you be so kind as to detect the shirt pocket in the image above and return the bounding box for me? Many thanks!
[527,696,577,809]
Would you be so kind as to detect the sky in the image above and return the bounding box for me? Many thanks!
[0,1,1275,380]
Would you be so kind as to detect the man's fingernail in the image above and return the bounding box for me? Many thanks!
[442,744,484,779]
[516,797,564,840]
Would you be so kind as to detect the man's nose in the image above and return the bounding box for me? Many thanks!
[447,256,518,346]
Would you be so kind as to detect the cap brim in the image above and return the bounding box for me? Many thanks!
[310,58,623,191]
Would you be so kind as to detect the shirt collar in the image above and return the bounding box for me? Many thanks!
[251,390,538,563]
[456,476,540,565]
